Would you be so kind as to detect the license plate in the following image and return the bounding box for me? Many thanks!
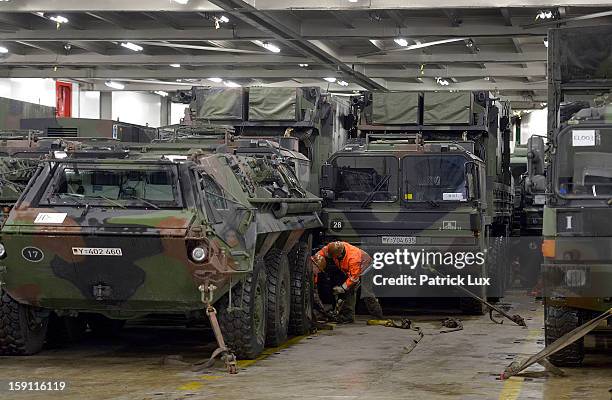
[381,236,416,245]
[72,247,123,256]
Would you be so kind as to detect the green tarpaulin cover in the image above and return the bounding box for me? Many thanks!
[249,87,297,121]
[371,92,420,124]
[423,92,472,124]
[195,88,244,120]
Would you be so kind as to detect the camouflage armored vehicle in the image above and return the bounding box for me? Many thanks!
[319,91,513,313]
[177,86,350,193]
[542,24,612,366]
[0,143,322,363]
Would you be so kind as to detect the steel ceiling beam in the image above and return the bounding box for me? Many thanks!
[205,0,386,91]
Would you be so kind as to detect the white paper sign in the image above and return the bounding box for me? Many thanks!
[34,212,67,224]
[443,192,465,201]
[572,130,596,147]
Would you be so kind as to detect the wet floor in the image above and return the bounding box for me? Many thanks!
[0,291,610,400]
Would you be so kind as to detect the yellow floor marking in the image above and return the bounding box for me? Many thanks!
[178,381,204,391]
[236,334,311,369]
[498,329,541,400]
[177,334,312,390]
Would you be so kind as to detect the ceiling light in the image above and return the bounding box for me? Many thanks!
[223,81,240,87]
[536,10,555,20]
[394,38,408,47]
[323,77,337,83]
[172,0,190,4]
[348,0,358,2]
[120,42,143,52]
[208,77,223,83]
[253,40,280,53]
[0,46,8,54]
[219,15,229,23]
[49,15,68,24]
[543,38,549,48]
[436,77,450,86]
[154,90,169,97]
[105,81,125,90]
[299,63,309,67]
[169,63,181,68]
[337,80,349,87]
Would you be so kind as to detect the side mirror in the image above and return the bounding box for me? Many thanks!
[320,163,337,190]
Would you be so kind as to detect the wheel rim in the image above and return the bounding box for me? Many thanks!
[254,278,265,345]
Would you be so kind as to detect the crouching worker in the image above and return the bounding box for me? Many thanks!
[311,241,383,323]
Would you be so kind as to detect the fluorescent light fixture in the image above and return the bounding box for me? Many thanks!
[299,63,309,67]
[223,81,240,87]
[348,0,358,2]
[543,38,549,48]
[172,0,189,4]
[105,81,125,90]
[536,10,554,20]
[0,46,8,54]
[436,77,450,86]
[208,77,223,83]
[337,80,349,87]
[394,38,408,47]
[120,42,143,52]
[50,15,68,24]
[169,63,181,68]
[219,15,229,23]
[154,90,169,97]
[323,77,337,83]
[253,40,280,53]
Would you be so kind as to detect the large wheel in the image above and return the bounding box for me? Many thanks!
[487,236,505,303]
[288,238,314,335]
[0,290,49,355]
[218,260,267,359]
[545,303,585,367]
[264,248,291,347]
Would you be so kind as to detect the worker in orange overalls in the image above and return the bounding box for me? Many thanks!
[311,241,383,323]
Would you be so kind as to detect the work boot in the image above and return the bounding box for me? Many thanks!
[364,297,384,320]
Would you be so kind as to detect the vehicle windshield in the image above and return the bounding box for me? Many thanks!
[41,162,182,208]
[331,156,398,202]
[402,155,468,202]
[556,126,612,198]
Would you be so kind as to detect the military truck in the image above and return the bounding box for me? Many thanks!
[177,86,351,193]
[542,24,612,366]
[21,117,157,143]
[318,91,513,313]
[510,137,545,288]
[0,143,322,364]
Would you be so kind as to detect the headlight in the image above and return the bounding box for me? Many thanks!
[0,243,5,258]
[191,246,207,263]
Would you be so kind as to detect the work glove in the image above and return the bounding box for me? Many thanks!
[332,285,346,295]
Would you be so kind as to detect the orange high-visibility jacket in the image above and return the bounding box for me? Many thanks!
[316,242,372,290]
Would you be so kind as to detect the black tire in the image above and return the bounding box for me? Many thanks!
[487,236,505,303]
[459,297,486,315]
[218,260,267,359]
[85,314,126,337]
[545,303,585,367]
[0,290,49,355]
[264,248,291,347]
[288,238,314,335]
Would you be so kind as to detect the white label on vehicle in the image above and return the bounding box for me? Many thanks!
[534,194,546,205]
[572,130,596,146]
[442,192,465,201]
[34,212,67,224]
[72,247,123,256]
[382,236,417,245]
